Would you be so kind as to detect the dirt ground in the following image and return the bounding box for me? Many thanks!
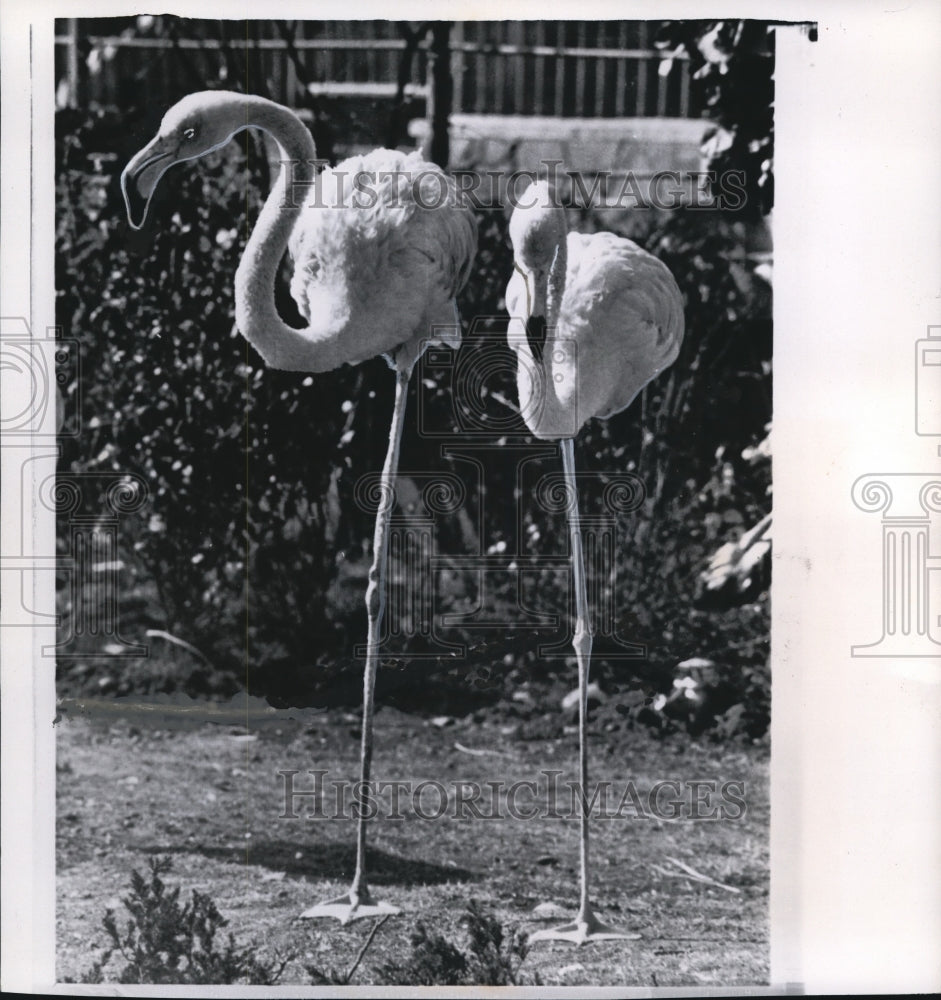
[56,696,769,987]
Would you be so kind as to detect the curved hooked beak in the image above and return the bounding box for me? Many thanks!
[514,263,548,322]
[514,263,548,363]
[121,135,177,230]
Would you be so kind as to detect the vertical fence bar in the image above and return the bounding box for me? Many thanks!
[493,22,506,115]
[269,23,284,103]
[593,24,605,117]
[513,20,525,114]
[249,20,264,98]
[427,21,452,168]
[679,56,690,117]
[615,21,627,117]
[636,21,648,115]
[534,20,545,116]
[355,20,367,82]
[474,21,485,113]
[366,21,380,83]
[291,20,304,105]
[554,22,565,116]
[656,53,668,116]
[451,20,464,113]
[378,20,388,83]
[284,21,297,103]
[390,20,400,85]
[66,18,80,109]
[575,21,586,116]
[322,21,333,81]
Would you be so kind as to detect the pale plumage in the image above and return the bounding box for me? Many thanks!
[122,91,477,926]
[122,91,477,373]
[507,181,683,946]
[288,148,477,368]
[506,228,683,438]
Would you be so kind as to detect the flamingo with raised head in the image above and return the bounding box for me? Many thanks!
[506,180,684,945]
[122,91,477,925]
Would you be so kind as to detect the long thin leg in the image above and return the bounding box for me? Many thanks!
[529,437,640,946]
[301,362,413,924]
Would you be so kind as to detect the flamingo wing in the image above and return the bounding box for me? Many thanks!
[560,232,684,425]
[287,150,477,363]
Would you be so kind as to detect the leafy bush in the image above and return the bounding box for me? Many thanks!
[56,96,770,737]
[57,107,364,702]
[377,901,533,986]
[69,857,286,984]
[656,20,775,217]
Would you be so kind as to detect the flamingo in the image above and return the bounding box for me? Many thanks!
[121,91,477,924]
[506,180,684,944]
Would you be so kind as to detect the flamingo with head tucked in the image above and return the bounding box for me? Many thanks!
[507,180,684,945]
[122,90,477,925]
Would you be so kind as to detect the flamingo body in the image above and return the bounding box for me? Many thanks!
[122,92,477,924]
[288,148,476,368]
[507,182,684,945]
[122,92,477,373]
[506,230,684,439]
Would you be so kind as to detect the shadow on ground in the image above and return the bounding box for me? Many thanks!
[142,840,481,887]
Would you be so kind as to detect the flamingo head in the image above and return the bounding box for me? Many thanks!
[508,180,567,341]
[121,91,247,229]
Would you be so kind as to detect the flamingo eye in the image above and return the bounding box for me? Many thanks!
[182,127,196,141]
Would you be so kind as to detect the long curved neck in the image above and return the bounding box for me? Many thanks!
[526,232,572,436]
[232,97,343,373]
[544,233,567,341]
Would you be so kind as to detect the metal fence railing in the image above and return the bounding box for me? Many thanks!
[55,18,700,120]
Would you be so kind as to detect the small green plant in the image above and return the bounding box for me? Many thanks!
[377,901,534,986]
[377,921,468,986]
[73,857,287,985]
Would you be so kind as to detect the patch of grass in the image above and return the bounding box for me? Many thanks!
[68,857,288,985]
[306,913,392,985]
[56,711,770,986]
